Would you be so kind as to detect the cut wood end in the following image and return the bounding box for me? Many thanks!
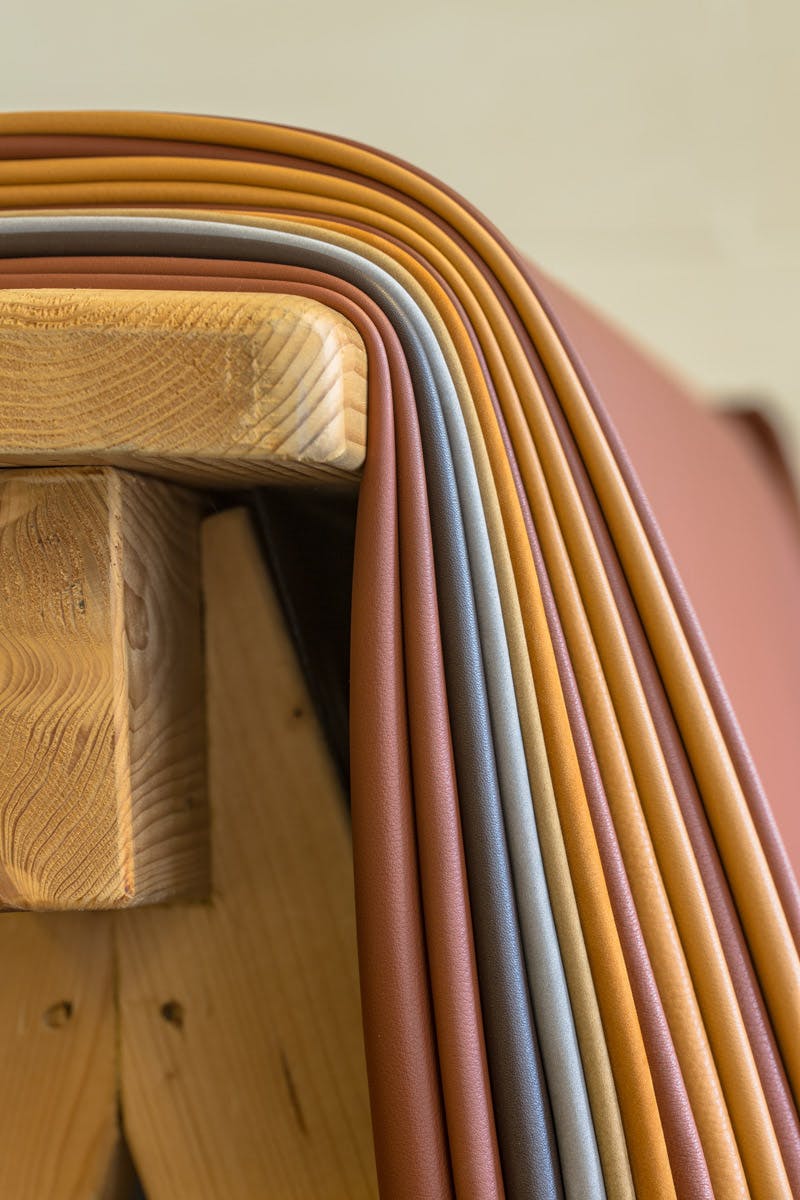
[0,289,367,485]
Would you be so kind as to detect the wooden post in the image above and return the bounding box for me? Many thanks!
[0,467,208,910]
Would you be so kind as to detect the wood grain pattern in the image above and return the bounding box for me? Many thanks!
[0,912,127,1199]
[0,468,208,910]
[0,289,367,485]
[116,507,377,1199]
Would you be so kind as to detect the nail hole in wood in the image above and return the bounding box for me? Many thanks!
[43,1000,73,1028]
[160,999,184,1030]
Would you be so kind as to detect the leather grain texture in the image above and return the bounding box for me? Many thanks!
[2,112,799,1200]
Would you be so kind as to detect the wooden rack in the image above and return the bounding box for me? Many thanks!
[0,290,377,1198]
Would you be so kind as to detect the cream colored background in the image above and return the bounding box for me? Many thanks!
[2,0,799,462]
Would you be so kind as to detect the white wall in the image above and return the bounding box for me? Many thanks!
[2,0,799,462]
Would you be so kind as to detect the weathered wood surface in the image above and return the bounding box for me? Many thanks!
[0,289,367,485]
[0,467,207,910]
[116,508,377,1198]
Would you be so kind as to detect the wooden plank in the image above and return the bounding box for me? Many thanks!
[0,289,367,485]
[0,912,126,1199]
[116,507,377,1199]
[0,467,208,910]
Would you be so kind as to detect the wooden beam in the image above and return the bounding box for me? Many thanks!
[0,467,208,910]
[0,289,367,485]
[116,508,377,1198]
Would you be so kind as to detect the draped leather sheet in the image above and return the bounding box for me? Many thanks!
[0,114,798,1200]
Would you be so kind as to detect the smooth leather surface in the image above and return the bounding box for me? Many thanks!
[0,216,676,1200]
[0,258,638,1200]
[4,108,800,1195]
[527,269,800,942]
[474,243,800,1191]
[0,220,705,1195]
[0,234,561,1200]
[5,210,732,1197]
[0,122,798,952]
[299,216,603,1198]
[0,257,511,1200]
[3,126,797,919]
